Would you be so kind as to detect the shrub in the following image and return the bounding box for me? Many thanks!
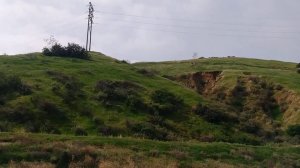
[42,47,52,56]
[126,95,148,112]
[0,121,12,132]
[94,80,143,107]
[151,89,184,115]
[136,69,156,77]
[297,63,300,68]
[193,103,238,124]
[239,120,261,134]
[129,122,168,140]
[39,100,67,120]
[42,42,89,60]
[151,89,182,105]
[93,117,104,126]
[75,127,88,136]
[97,125,123,136]
[0,73,31,96]
[287,125,300,136]
[6,106,37,124]
[47,71,84,103]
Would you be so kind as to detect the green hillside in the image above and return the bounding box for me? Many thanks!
[0,52,202,135]
[135,57,300,127]
[0,53,300,167]
[134,57,299,92]
[0,53,261,142]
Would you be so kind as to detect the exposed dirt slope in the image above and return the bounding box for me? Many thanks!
[171,71,300,129]
[174,71,222,95]
[274,90,300,126]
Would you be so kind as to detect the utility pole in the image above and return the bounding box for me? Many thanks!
[86,2,94,52]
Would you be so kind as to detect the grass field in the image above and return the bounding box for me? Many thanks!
[0,132,299,167]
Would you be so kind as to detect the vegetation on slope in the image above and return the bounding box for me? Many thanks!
[0,53,300,167]
[0,52,262,145]
[135,57,300,138]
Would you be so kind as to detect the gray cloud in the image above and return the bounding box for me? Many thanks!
[0,0,299,62]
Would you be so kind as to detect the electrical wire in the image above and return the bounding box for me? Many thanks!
[97,22,297,40]
[95,16,300,35]
[95,10,299,29]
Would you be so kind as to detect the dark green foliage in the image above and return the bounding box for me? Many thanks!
[137,69,156,77]
[43,43,89,60]
[42,47,51,56]
[151,89,182,105]
[297,63,300,68]
[97,125,123,136]
[287,125,300,136]
[0,121,12,132]
[40,123,61,134]
[95,80,143,107]
[230,78,247,108]
[193,104,238,124]
[47,71,84,104]
[0,73,31,103]
[30,95,67,122]
[74,127,88,136]
[151,89,184,115]
[128,122,169,140]
[4,106,36,124]
[239,120,261,134]
[93,117,104,126]
[126,95,148,112]
[39,100,66,120]
[65,43,89,59]
[0,105,59,134]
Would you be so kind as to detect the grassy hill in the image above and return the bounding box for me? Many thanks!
[134,57,299,92]
[135,57,300,127]
[0,52,203,135]
[0,53,300,167]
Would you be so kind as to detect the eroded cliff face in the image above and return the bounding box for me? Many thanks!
[175,71,223,95]
[171,71,300,128]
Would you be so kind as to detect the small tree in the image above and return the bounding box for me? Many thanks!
[66,43,89,59]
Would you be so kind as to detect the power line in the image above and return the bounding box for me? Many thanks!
[95,10,299,29]
[96,16,300,35]
[97,23,297,40]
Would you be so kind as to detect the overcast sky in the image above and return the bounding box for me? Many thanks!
[0,0,300,62]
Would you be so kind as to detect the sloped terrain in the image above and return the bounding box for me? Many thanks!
[0,53,300,167]
[135,57,300,139]
[0,53,264,143]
